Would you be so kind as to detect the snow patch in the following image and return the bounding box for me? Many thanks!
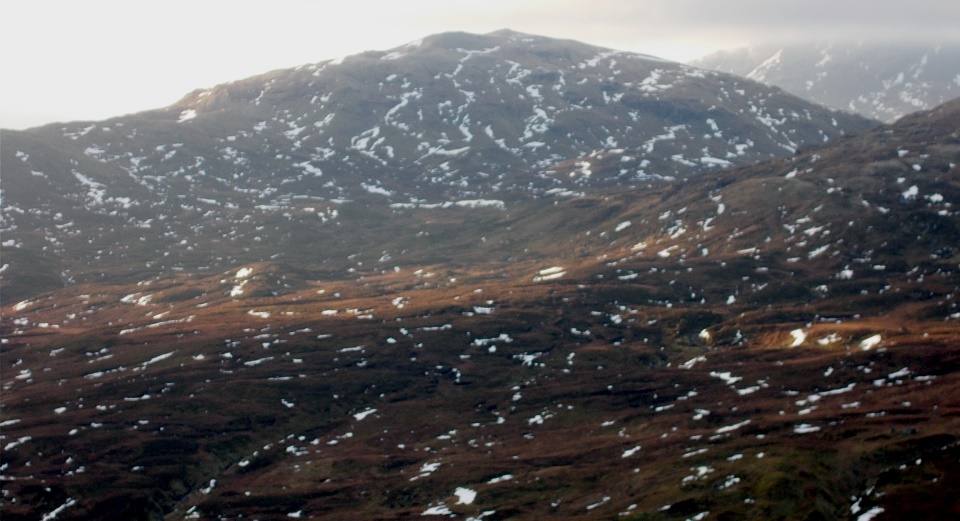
[533,266,565,282]
[859,334,882,351]
[789,329,806,347]
[454,487,477,505]
[177,109,197,123]
[353,408,377,421]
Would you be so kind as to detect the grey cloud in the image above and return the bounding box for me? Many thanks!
[463,0,960,47]
[610,0,959,42]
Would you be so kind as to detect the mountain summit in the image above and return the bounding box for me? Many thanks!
[19,30,872,196]
[157,29,871,193]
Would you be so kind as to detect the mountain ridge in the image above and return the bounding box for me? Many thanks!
[690,41,960,122]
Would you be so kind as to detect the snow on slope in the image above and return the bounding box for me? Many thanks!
[691,42,960,122]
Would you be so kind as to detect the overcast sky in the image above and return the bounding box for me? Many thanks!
[3,0,958,129]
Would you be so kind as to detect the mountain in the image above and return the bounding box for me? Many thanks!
[690,42,960,122]
[1,30,874,303]
[3,32,960,521]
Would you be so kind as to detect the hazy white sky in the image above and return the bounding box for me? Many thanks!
[3,0,958,129]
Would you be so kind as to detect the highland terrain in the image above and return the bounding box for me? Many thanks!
[1,31,959,520]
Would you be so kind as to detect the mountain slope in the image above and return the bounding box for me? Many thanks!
[1,31,875,303]
[1,96,958,521]
[691,42,960,122]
